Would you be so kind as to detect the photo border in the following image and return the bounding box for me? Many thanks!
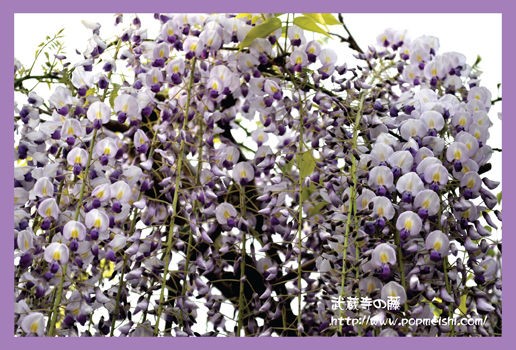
[2,1,511,349]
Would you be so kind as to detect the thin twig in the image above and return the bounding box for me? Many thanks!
[337,13,364,54]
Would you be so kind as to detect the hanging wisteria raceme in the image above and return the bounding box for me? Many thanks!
[13,13,501,337]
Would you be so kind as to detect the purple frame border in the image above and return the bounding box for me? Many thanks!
[1,1,511,349]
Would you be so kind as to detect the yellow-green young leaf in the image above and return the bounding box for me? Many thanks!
[235,13,252,20]
[308,201,326,216]
[302,13,340,26]
[293,16,330,37]
[85,88,96,97]
[301,183,316,202]
[280,158,294,176]
[297,150,316,178]
[497,191,502,204]
[473,55,482,68]
[240,17,282,48]
[58,72,71,87]
[458,294,468,315]
[109,83,120,109]
[302,13,327,26]
[429,299,443,317]
[251,15,262,25]
[321,13,340,25]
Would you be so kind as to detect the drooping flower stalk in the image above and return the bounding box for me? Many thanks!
[154,57,197,336]
[296,98,305,335]
[338,91,366,333]
[110,204,141,336]
[393,218,408,312]
[179,109,204,324]
[109,254,128,335]
[47,123,100,336]
[237,184,247,336]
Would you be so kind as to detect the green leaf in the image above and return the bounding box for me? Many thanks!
[308,201,326,216]
[458,294,468,315]
[58,70,70,87]
[109,83,120,109]
[472,55,482,69]
[429,299,443,317]
[497,191,502,204]
[85,88,96,97]
[293,16,330,37]
[280,158,294,176]
[300,183,316,202]
[302,13,340,26]
[321,13,340,25]
[235,13,252,19]
[239,17,282,48]
[302,13,327,26]
[297,150,316,179]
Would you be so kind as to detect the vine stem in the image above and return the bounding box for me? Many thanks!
[438,190,455,334]
[109,255,128,336]
[47,39,122,336]
[46,264,67,336]
[46,126,98,336]
[338,91,366,334]
[394,225,408,313]
[25,29,64,78]
[296,97,305,335]
[109,203,141,335]
[443,260,456,335]
[282,60,307,336]
[74,129,98,221]
[153,57,197,336]
[179,109,204,326]
[336,13,364,54]
[237,184,247,336]
[336,60,398,334]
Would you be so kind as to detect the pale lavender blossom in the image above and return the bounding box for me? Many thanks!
[396,211,422,239]
[414,189,440,217]
[425,230,450,260]
[381,281,407,304]
[37,198,60,220]
[17,229,34,252]
[85,208,109,233]
[215,202,237,226]
[368,165,394,194]
[63,221,87,241]
[33,177,54,198]
[114,94,139,121]
[44,242,69,264]
[371,243,397,267]
[232,162,254,185]
[21,312,45,336]
[87,101,111,127]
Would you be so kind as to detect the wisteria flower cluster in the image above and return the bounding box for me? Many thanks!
[14,13,501,337]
